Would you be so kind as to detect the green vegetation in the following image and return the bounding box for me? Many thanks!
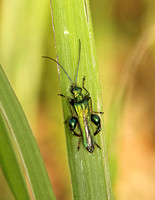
[0,65,56,199]
[0,0,154,199]
[50,0,112,199]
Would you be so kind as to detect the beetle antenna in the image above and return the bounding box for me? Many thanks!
[42,56,74,84]
[75,39,81,85]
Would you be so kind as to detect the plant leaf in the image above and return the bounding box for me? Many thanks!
[0,110,31,200]
[49,0,113,199]
[0,65,56,200]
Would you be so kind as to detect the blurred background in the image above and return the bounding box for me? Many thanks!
[0,0,155,199]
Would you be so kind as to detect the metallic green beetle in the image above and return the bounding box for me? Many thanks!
[43,40,103,153]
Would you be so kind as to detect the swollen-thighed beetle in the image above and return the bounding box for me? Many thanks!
[42,39,104,153]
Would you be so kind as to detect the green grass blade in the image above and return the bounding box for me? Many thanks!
[49,0,113,199]
[0,65,56,200]
[0,110,30,200]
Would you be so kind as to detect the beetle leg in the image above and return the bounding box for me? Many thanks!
[68,116,81,138]
[64,117,81,137]
[58,93,72,101]
[89,97,104,114]
[64,115,72,124]
[77,138,81,151]
[91,113,102,136]
[72,131,81,137]
[59,95,81,138]
[92,111,104,114]
[95,141,101,149]
[59,94,75,116]
[94,126,101,136]
[69,104,75,116]
[82,76,90,96]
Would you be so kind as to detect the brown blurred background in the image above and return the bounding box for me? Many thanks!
[0,0,155,199]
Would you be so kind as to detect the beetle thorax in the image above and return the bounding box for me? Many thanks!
[71,86,83,101]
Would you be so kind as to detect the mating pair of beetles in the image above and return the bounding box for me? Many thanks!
[43,40,103,153]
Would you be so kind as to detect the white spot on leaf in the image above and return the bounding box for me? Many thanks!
[64,30,69,35]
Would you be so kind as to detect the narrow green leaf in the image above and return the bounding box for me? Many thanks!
[0,110,30,200]
[49,0,113,199]
[0,65,56,200]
